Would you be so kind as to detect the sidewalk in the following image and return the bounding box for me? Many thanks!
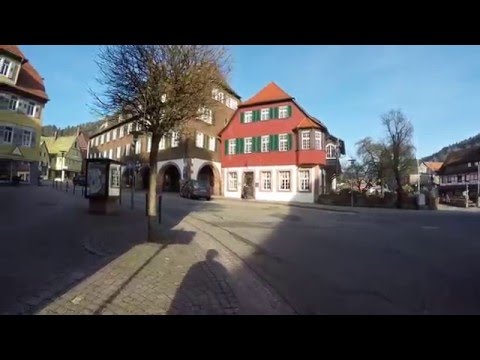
[36,187,292,315]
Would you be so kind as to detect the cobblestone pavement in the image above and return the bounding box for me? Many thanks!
[2,186,292,315]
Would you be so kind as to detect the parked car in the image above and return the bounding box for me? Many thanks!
[180,180,211,200]
[73,174,86,186]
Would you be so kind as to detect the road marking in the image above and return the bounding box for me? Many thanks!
[421,226,439,230]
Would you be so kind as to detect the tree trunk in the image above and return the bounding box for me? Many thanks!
[395,171,402,208]
[147,133,161,242]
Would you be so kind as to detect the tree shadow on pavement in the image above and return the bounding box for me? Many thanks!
[166,249,239,315]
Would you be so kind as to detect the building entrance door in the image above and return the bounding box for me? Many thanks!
[242,171,255,199]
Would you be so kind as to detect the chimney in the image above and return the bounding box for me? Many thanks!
[54,131,58,140]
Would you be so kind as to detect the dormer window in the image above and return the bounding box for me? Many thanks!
[301,131,310,150]
[26,102,35,116]
[326,144,336,159]
[8,96,18,111]
[0,58,10,76]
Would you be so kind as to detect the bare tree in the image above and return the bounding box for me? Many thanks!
[381,109,415,208]
[92,45,232,241]
[341,160,368,192]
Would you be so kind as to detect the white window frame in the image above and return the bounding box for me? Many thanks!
[116,146,121,159]
[278,170,291,191]
[159,136,166,150]
[301,131,310,150]
[103,150,107,158]
[112,128,117,141]
[119,126,124,138]
[135,139,141,154]
[279,134,288,152]
[315,131,322,150]
[260,108,270,121]
[127,123,133,134]
[3,126,13,144]
[100,134,105,144]
[261,171,272,191]
[0,58,11,76]
[261,135,269,153]
[200,108,213,124]
[279,106,288,119]
[147,136,152,152]
[244,137,253,154]
[126,143,131,156]
[171,131,179,147]
[106,131,111,142]
[228,139,236,155]
[299,169,311,192]
[26,102,35,116]
[109,148,113,159]
[228,172,238,191]
[95,137,99,146]
[22,130,32,147]
[326,144,336,159]
[8,96,18,111]
[217,92,225,103]
[208,136,216,151]
[196,132,204,148]
[244,111,253,123]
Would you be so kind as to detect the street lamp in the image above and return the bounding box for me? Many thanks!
[59,150,66,182]
[348,158,356,207]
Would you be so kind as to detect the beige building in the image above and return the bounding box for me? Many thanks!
[87,85,241,195]
[41,133,83,181]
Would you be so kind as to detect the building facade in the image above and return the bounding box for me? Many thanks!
[438,146,480,200]
[41,133,83,181]
[87,85,241,195]
[407,161,443,190]
[220,82,345,204]
[0,45,49,183]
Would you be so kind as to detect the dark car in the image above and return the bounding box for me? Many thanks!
[180,180,211,200]
[73,174,86,186]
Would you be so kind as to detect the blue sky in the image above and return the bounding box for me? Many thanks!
[21,45,480,158]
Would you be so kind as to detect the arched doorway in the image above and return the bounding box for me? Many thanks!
[140,166,150,190]
[158,163,181,192]
[197,163,221,196]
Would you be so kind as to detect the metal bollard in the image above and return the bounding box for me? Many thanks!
[158,195,162,224]
[65,181,69,192]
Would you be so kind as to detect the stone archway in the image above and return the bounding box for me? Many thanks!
[197,163,222,196]
[157,162,181,192]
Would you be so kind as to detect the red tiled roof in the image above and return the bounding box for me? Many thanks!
[296,117,321,129]
[424,161,443,172]
[240,82,293,107]
[0,45,49,102]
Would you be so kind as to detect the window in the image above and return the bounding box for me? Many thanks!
[226,97,238,110]
[278,171,291,191]
[457,175,463,183]
[119,126,124,138]
[127,123,133,134]
[228,139,236,155]
[112,128,117,141]
[261,108,270,121]
[109,149,113,159]
[100,134,105,144]
[171,132,179,147]
[244,111,253,123]
[196,132,204,148]
[228,172,238,191]
[159,136,165,150]
[279,134,288,152]
[473,172,478,181]
[299,169,311,191]
[103,150,107,158]
[261,135,269,153]
[261,171,272,191]
[208,136,216,151]
[279,106,288,119]
[447,175,452,183]
[244,137,253,153]
[315,131,322,150]
[147,136,152,152]
[22,130,32,147]
[8,96,17,111]
[301,131,310,150]
[212,88,218,99]
[135,139,141,154]
[200,108,213,124]
[0,58,10,76]
[126,143,131,156]
[3,126,13,143]
[26,102,35,116]
[217,92,225,103]
[116,146,121,159]
[326,144,336,159]
[106,131,111,142]
[95,137,99,146]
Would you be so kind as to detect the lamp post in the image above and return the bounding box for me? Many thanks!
[59,150,66,182]
[348,158,356,207]
[130,130,142,210]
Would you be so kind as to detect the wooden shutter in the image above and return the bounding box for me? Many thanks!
[257,136,262,152]
[274,107,279,119]
[269,108,274,119]
[236,138,242,154]
[224,140,229,155]
[287,133,292,150]
[240,113,245,123]
[269,135,275,151]
[287,106,292,117]
[254,110,260,122]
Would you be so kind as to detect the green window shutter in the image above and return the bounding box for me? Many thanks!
[274,107,279,119]
[287,133,292,150]
[251,137,256,152]
[287,106,292,117]
[240,138,245,153]
[240,113,245,123]
[272,135,279,151]
[269,108,274,119]
[269,135,275,151]
[225,140,229,155]
[257,136,262,152]
[252,110,257,122]
[236,138,241,153]
[254,110,260,122]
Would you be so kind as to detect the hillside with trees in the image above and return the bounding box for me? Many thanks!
[41,119,104,138]
[422,133,480,162]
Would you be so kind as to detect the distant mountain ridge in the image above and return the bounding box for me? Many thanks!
[422,133,480,162]
[41,120,104,138]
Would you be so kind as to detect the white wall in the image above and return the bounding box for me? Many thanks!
[223,165,315,203]
[191,158,221,180]
[157,158,184,177]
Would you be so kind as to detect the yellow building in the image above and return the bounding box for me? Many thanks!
[41,134,83,181]
[0,45,49,183]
